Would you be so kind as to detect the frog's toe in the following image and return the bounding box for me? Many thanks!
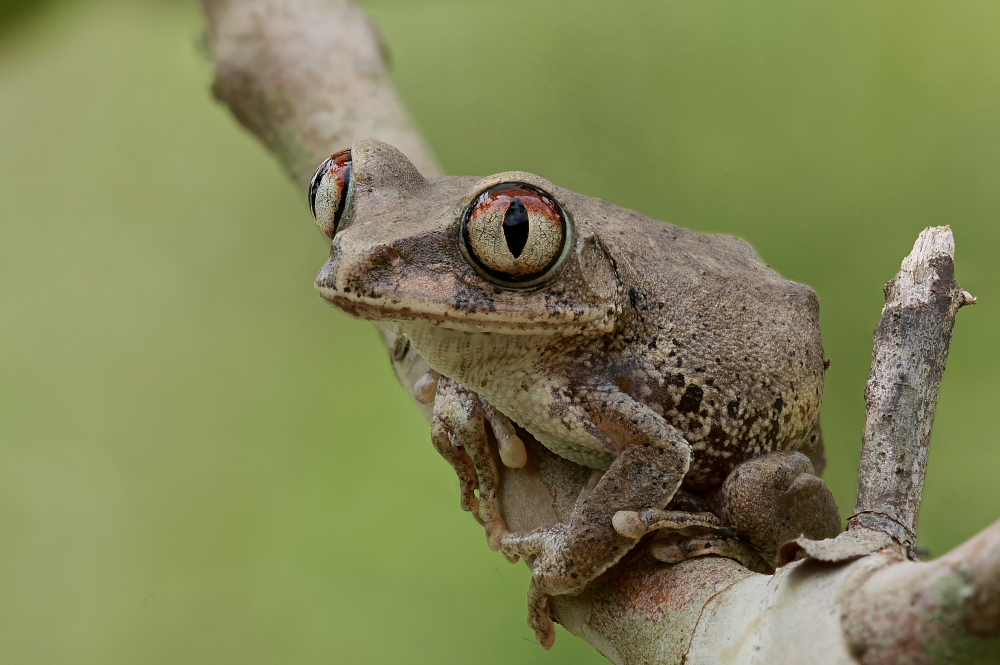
[485,515,510,553]
[481,399,527,470]
[613,508,731,539]
[527,579,556,650]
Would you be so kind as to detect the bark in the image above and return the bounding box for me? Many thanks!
[851,227,976,556]
[201,0,440,186]
[199,1,997,662]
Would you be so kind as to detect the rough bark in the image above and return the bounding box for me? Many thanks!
[199,1,997,662]
[851,227,976,556]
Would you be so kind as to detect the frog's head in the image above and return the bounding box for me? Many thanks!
[312,140,623,335]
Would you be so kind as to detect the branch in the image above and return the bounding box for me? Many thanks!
[851,227,976,554]
[200,2,997,662]
[201,0,440,186]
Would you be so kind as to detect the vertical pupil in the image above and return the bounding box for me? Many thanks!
[502,198,530,258]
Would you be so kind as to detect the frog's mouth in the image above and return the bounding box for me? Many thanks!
[318,286,606,335]
[315,257,615,335]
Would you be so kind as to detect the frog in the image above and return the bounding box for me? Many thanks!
[308,140,841,648]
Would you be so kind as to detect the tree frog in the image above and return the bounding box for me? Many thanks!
[309,140,840,648]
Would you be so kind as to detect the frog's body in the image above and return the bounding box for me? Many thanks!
[312,141,837,648]
[401,218,825,486]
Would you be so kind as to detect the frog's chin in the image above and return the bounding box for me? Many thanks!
[318,289,610,336]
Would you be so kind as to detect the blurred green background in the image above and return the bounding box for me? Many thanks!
[1,0,998,662]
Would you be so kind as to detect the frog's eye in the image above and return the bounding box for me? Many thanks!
[309,148,353,238]
[462,183,569,286]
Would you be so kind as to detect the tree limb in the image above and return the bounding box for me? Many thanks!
[202,0,440,186]
[851,227,976,556]
[199,1,996,662]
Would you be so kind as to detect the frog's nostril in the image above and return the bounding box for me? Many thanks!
[382,247,401,263]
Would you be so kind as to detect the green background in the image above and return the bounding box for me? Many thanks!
[1,0,998,662]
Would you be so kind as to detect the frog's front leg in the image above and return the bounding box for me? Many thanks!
[431,376,512,552]
[501,391,693,646]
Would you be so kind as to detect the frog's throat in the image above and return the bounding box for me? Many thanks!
[319,291,611,335]
[397,320,618,470]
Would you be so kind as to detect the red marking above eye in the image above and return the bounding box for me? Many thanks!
[471,185,562,227]
[463,182,567,285]
[309,148,353,237]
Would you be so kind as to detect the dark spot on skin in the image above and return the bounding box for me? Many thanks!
[676,357,683,368]
[707,424,726,447]
[666,373,685,389]
[773,397,784,412]
[672,339,681,347]
[677,384,703,413]
[727,400,740,419]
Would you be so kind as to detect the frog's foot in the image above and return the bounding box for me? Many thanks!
[715,450,842,566]
[500,525,569,650]
[432,377,511,552]
[501,523,594,606]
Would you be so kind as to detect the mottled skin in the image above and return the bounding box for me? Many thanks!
[315,140,838,646]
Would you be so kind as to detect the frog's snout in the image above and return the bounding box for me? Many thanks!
[315,242,406,308]
[314,255,339,294]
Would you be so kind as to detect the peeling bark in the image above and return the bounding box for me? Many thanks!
[199,1,996,662]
